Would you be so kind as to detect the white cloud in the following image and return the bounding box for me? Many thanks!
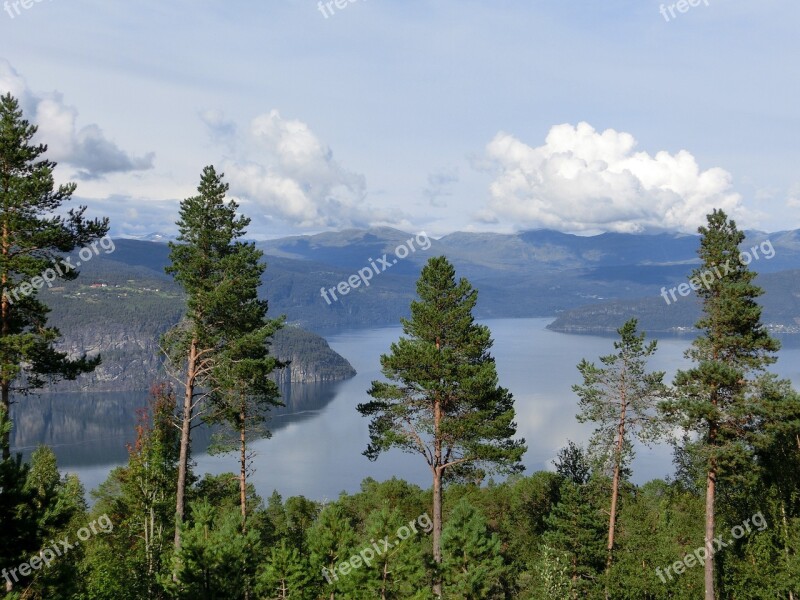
[224,109,402,229]
[0,59,154,180]
[483,122,746,233]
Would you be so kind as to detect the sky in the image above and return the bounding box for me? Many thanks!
[1,0,798,239]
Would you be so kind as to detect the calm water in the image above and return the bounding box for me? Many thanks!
[11,318,800,502]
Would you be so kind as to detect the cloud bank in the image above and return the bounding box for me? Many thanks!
[0,59,154,180]
[218,109,403,229]
[483,122,746,233]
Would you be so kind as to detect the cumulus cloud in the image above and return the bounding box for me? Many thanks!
[0,59,154,179]
[224,109,399,229]
[483,122,746,233]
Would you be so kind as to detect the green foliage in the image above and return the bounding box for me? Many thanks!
[664,210,781,483]
[0,453,37,588]
[662,210,782,597]
[0,93,108,457]
[21,446,87,599]
[543,478,607,599]
[84,384,179,600]
[170,500,261,599]
[255,540,314,600]
[358,255,526,482]
[441,498,506,599]
[608,480,705,599]
[346,505,432,599]
[553,441,591,486]
[574,318,667,473]
[307,504,357,598]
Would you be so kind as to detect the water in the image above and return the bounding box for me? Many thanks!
[11,318,800,502]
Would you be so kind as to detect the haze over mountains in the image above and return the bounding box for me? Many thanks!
[86,225,800,336]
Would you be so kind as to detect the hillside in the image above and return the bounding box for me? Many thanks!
[547,269,800,334]
[76,228,800,334]
[41,253,355,392]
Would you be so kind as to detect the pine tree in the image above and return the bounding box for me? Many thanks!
[171,500,262,599]
[573,318,666,593]
[441,498,506,599]
[163,165,281,557]
[553,441,591,486]
[662,209,780,600]
[208,308,285,529]
[256,540,313,600]
[347,505,432,599]
[358,256,526,596]
[0,93,109,459]
[307,504,357,599]
[21,446,87,599]
[543,478,606,599]
[0,449,37,594]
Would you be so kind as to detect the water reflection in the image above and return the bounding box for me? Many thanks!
[10,381,345,468]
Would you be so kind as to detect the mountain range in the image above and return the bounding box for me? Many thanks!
[43,226,800,392]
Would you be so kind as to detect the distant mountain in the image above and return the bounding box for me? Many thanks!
[120,231,175,243]
[547,269,800,335]
[255,226,800,331]
[49,227,800,350]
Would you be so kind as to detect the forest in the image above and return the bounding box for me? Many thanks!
[1,90,799,600]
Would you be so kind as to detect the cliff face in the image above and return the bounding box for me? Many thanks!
[42,278,355,392]
[270,327,356,384]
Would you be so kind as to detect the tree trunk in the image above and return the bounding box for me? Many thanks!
[432,337,443,598]
[1,220,11,461]
[1,382,9,461]
[704,456,717,600]
[240,403,247,529]
[432,465,443,598]
[174,337,198,561]
[605,385,627,598]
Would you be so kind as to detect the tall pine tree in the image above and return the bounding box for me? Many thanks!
[358,256,526,597]
[662,209,779,600]
[163,165,282,558]
[573,318,666,594]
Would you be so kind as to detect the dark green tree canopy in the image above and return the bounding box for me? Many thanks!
[359,255,526,481]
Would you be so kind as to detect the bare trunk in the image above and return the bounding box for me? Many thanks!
[432,465,443,598]
[432,337,443,598]
[605,390,627,598]
[240,404,247,528]
[1,220,11,461]
[704,450,717,600]
[174,337,198,562]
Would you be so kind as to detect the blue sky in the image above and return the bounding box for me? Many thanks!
[1,0,798,238]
